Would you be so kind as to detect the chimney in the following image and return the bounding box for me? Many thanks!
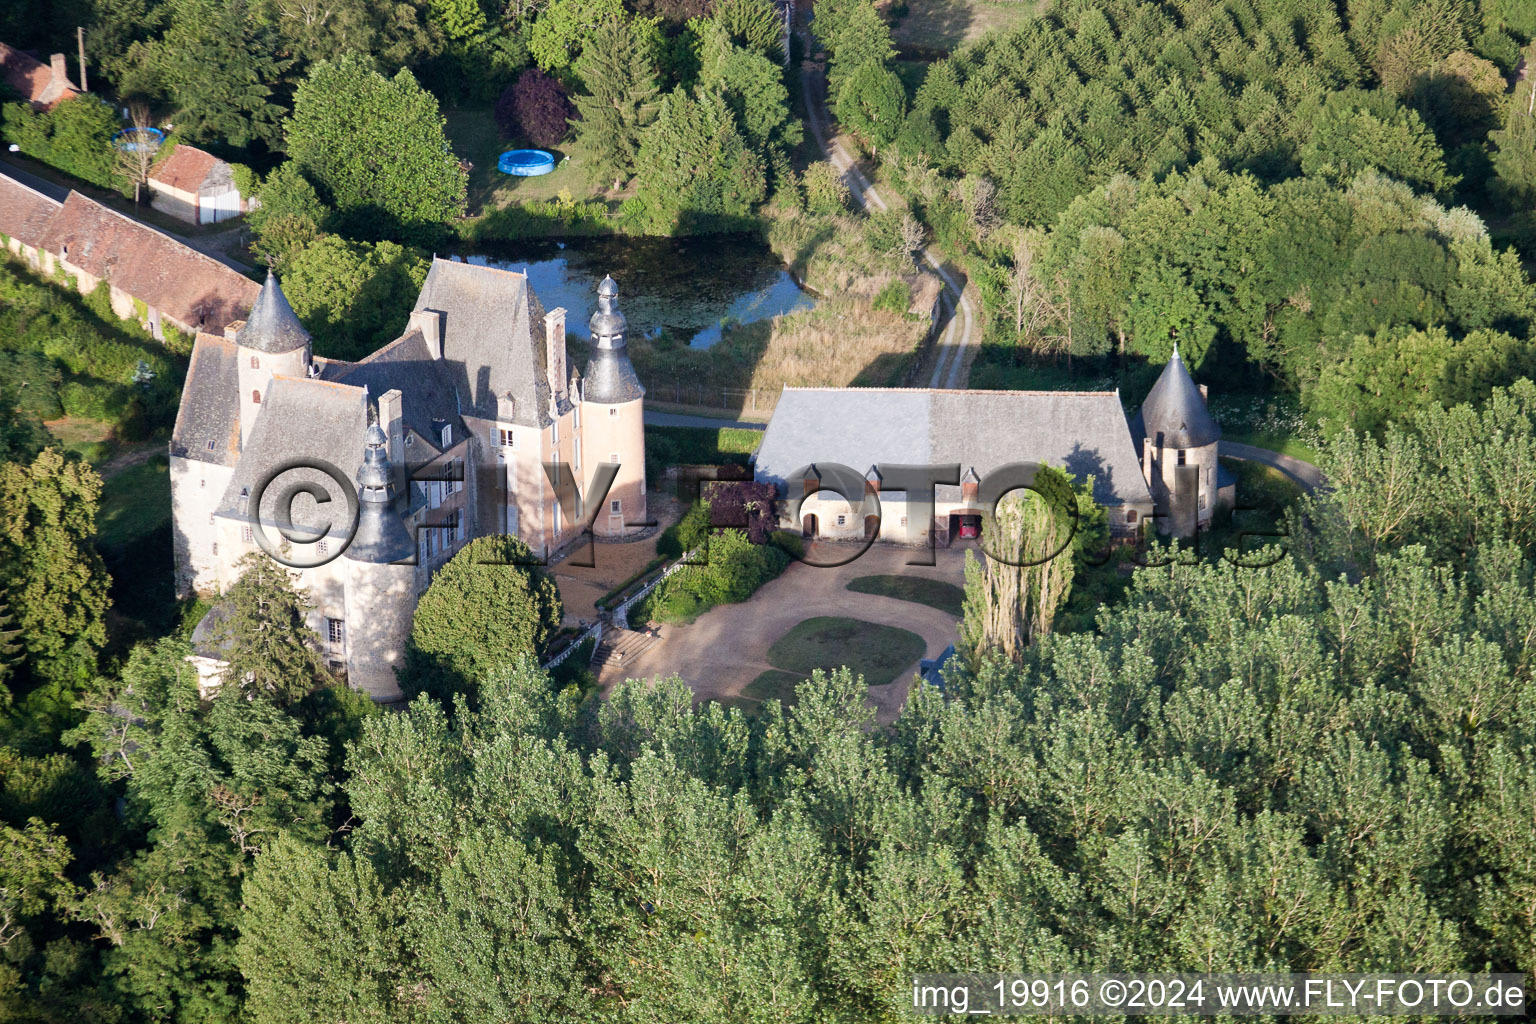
[1198,384,1208,402]
[49,53,68,88]
[224,318,245,341]
[408,309,443,359]
[545,307,567,401]
[377,389,406,494]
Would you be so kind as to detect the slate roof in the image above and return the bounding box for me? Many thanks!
[170,334,240,466]
[149,144,231,195]
[754,387,1152,507]
[38,192,259,331]
[0,43,79,108]
[0,173,61,248]
[236,272,311,354]
[413,258,556,427]
[1138,346,1220,448]
[329,329,463,449]
[215,376,371,540]
[584,273,644,404]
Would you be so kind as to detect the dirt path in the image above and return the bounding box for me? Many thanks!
[795,17,977,389]
[598,543,968,723]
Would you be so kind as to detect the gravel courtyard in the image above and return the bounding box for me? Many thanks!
[598,542,970,722]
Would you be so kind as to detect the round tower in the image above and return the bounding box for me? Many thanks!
[1139,344,1221,538]
[581,275,647,537]
[235,271,312,447]
[341,420,415,701]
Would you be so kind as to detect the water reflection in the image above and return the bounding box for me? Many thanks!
[457,234,814,349]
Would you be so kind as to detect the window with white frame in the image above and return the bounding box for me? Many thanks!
[551,418,559,445]
[608,407,618,417]
[610,499,621,514]
[440,423,452,448]
[837,514,847,526]
[327,618,345,645]
[499,428,516,448]
[241,526,253,543]
[317,539,328,557]
[609,452,619,464]
[574,438,581,471]
[211,542,218,554]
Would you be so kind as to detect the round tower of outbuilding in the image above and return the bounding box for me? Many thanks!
[1139,345,1221,537]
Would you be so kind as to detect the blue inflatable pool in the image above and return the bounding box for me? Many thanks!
[112,127,165,152]
[498,149,556,177]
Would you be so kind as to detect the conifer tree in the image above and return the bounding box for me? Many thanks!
[572,17,660,190]
[209,553,329,704]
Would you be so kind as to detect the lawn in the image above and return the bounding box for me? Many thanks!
[742,669,806,705]
[846,574,964,616]
[890,0,1041,54]
[96,454,180,650]
[445,105,602,215]
[765,615,926,687]
[43,416,117,465]
[97,454,172,550]
[646,425,763,469]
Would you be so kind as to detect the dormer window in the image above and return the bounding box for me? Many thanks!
[440,423,452,448]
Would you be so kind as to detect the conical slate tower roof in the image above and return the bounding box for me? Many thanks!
[236,271,311,355]
[584,274,644,404]
[1140,345,1220,448]
[345,420,414,564]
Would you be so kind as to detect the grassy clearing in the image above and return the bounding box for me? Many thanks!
[43,416,117,464]
[97,455,171,550]
[445,105,604,216]
[846,574,965,616]
[97,453,179,651]
[890,0,1040,54]
[766,615,926,687]
[628,296,928,413]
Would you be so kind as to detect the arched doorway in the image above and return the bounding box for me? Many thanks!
[864,514,879,540]
[802,513,818,537]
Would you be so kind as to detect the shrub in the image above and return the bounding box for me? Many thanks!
[872,278,909,314]
[656,500,712,559]
[640,528,789,622]
[2,97,118,190]
[498,69,573,148]
[802,161,850,214]
[402,534,563,707]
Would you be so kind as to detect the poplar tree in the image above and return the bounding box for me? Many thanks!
[572,17,660,190]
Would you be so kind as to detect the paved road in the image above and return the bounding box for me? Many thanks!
[795,22,976,389]
[1219,440,1326,491]
[0,157,255,276]
[645,411,767,430]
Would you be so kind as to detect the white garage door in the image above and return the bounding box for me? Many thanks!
[200,188,242,225]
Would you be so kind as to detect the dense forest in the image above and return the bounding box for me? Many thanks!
[3,0,1536,1020]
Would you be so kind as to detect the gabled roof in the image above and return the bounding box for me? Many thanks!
[0,173,61,248]
[412,258,555,427]
[215,376,372,538]
[0,43,79,109]
[38,191,259,331]
[148,144,230,195]
[170,333,240,466]
[236,272,310,354]
[330,328,464,456]
[1138,346,1220,449]
[754,387,1152,507]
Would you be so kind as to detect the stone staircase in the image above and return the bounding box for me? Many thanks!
[591,628,663,674]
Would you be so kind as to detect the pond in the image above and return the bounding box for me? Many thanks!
[456,234,814,349]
